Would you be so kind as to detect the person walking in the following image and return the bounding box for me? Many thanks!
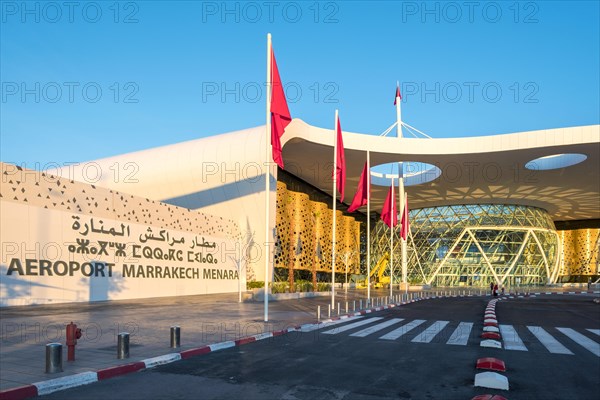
[490,281,494,294]
[493,283,498,297]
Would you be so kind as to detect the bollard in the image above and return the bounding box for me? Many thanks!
[45,343,63,373]
[117,332,130,359]
[360,299,363,309]
[345,301,348,314]
[328,304,331,318]
[353,300,356,312]
[170,326,181,348]
[337,302,340,315]
[317,305,321,322]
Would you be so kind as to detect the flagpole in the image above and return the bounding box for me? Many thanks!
[396,81,402,137]
[331,110,339,309]
[390,175,396,297]
[396,82,408,294]
[264,33,272,322]
[400,176,407,293]
[366,150,371,306]
[389,177,394,299]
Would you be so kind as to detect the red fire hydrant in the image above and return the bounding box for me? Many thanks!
[66,322,82,361]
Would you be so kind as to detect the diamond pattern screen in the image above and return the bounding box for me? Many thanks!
[370,204,560,287]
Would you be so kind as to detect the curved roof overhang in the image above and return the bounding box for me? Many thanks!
[280,120,600,221]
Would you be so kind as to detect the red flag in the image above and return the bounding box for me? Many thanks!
[270,49,292,169]
[393,85,402,105]
[348,161,369,212]
[400,195,409,240]
[335,117,346,201]
[380,185,397,228]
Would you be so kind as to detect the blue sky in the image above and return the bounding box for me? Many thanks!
[1,1,599,167]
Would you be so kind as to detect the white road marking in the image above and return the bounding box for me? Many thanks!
[379,319,426,340]
[446,322,473,345]
[557,328,600,357]
[350,318,404,337]
[321,317,383,335]
[527,326,573,355]
[499,325,527,351]
[412,321,450,343]
[300,316,363,332]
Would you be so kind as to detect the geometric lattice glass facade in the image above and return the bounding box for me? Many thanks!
[372,204,560,287]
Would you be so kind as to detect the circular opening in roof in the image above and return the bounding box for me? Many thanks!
[525,153,587,170]
[370,161,441,187]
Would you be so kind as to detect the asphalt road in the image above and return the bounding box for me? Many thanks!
[40,295,600,400]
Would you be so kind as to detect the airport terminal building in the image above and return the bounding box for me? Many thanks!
[1,121,599,306]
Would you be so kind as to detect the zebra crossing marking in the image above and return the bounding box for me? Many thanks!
[321,317,383,335]
[527,326,573,355]
[557,328,600,357]
[316,316,599,356]
[499,324,527,351]
[379,319,426,340]
[350,318,404,337]
[300,315,363,332]
[412,321,450,343]
[446,322,473,345]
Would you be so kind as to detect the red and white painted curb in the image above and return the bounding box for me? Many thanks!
[0,296,433,400]
[2,291,595,400]
[473,298,509,395]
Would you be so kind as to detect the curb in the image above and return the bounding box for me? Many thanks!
[474,298,509,394]
[0,298,419,400]
[3,292,455,400]
[1,290,595,400]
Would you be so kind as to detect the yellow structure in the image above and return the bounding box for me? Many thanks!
[370,253,390,288]
[275,182,361,281]
[558,228,600,278]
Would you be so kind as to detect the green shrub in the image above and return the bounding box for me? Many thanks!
[247,281,264,290]
[271,282,289,294]
[316,282,331,292]
[294,280,313,292]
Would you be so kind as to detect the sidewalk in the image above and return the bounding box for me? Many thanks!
[0,289,371,392]
[1,286,596,393]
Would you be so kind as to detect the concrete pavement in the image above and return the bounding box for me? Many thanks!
[0,289,378,392]
[0,286,597,396]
